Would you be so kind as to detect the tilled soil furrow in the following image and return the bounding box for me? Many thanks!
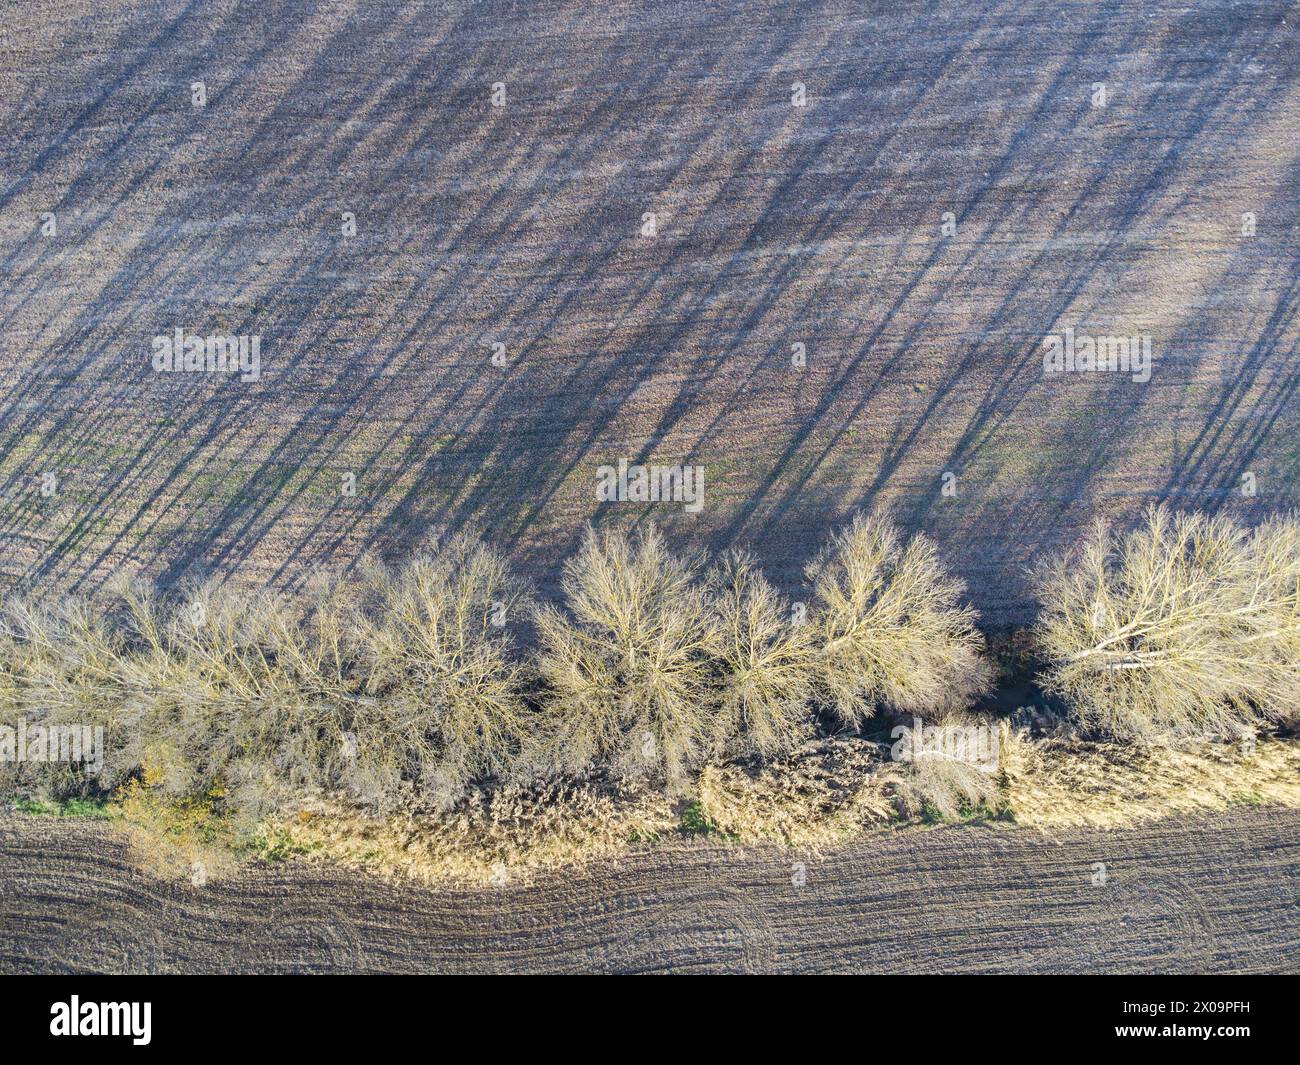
[2,809,1297,973]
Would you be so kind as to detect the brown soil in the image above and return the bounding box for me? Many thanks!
[1,0,1297,622]
[2,808,1296,973]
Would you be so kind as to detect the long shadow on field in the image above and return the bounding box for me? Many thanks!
[870,0,1300,602]
[388,0,1006,573]
[718,0,1296,593]
[0,0,1297,619]
[3,1,585,586]
[1152,154,1300,511]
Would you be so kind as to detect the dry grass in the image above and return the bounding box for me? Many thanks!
[696,739,900,847]
[35,727,1300,887]
[808,513,991,727]
[1034,505,1300,741]
[257,774,678,887]
[698,723,1300,848]
[1002,728,1300,829]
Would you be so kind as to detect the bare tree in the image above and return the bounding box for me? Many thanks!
[807,512,990,726]
[1,532,535,814]
[706,550,818,760]
[1034,505,1300,740]
[347,532,534,809]
[532,524,715,787]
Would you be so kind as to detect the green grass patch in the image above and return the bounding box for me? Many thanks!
[678,800,737,839]
[12,795,111,818]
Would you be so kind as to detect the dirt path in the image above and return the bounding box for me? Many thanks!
[2,809,1296,973]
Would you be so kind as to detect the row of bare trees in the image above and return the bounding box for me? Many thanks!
[2,507,1295,814]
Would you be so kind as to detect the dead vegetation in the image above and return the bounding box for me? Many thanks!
[223,726,1300,886]
[13,717,1299,887]
[256,773,678,886]
[1001,728,1300,829]
[696,739,900,848]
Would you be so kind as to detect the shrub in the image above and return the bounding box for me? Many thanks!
[705,550,818,760]
[889,715,1005,821]
[807,513,990,726]
[532,525,715,786]
[1034,505,1300,740]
